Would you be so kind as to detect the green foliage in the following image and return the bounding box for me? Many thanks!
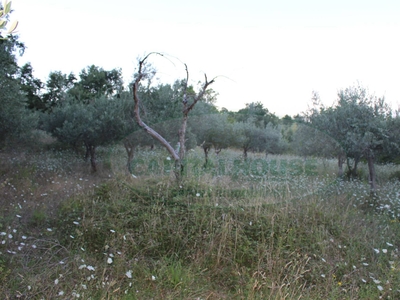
[68,65,123,103]
[42,97,135,171]
[18,62,45,111]
[42,71,76,110]
[234,101,279,128]
[231,121,283,159]
[0,36,38,146]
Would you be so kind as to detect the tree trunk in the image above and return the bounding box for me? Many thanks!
[89,144,97,173]
[124,139,136,173]
[177,112,189,177]
[243,148,248,160]
[84,142,90,162]
[203,146,210,167]
[367,152,377,195]
[337,153,345,177]
[346,157,359,180]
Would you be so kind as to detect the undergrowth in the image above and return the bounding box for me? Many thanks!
[1,146,400,299]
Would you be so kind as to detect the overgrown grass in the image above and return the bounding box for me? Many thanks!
[1,145,400,299]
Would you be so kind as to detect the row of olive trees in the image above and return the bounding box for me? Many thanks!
[292,86,399,194]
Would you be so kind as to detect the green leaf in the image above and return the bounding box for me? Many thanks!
[7,19,17,33]
[0,19,6,29]
[4,0,12,15]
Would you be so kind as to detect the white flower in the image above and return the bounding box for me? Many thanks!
[87,265,95,271]
[196,193,200,197]
[386,242,393,247]
[22,236,27,239]
[321,274,325,278]
[47,228,52,232]
[152,275,156,281]
[126,270,133,278]
[8,234,12,239]
[79,264,87,269]
[58,291,64,296]
[0,232,6,236]
[377,285,384,291]
[382,249,388,254]
[249,221,252,226]
[107,257,113,264]
[321,258,326,262]
[374,248,380,254]
[166,157,171,161]
[373,279,381,284]
[16,215,21,218]
[362,279,367,283]
[54,278,59,285]
[110,229,115,233]
[73,221,79,225]
[363,263,369,266]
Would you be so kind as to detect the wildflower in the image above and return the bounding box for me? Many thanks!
[386,242,393,247]
[373,279,381,284]
[362,263,369,266]
[110,229,115,233]
[16,214,21,218]
[55,278,59,285]
[73,221,79,225]
[79,264,87,270]
[58,291,64,296]
[152,275,156,281]
[87,265,95,271]
[166,157,171,161]
[47,228,52,232]
[321,274,325,278]
[22,236,27,239]
[107,257,113,264]
[126,270,133,278]
[377,285,384,291]
[374,249,380,254]
[321,258,326,262]
[338,282,342,286]
[196,193,200,197]
[382,249,388,254]
[249,221,252,226]
[362,279,367,283]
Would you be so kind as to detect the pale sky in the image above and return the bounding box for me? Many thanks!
[12,0,400,116]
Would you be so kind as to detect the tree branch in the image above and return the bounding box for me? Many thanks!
[133,53,179,161]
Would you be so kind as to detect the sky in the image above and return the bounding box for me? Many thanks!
[11,0,400,117]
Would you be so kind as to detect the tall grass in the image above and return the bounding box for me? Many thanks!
[1,145,400,299]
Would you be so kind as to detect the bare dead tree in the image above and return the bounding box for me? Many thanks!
[132,53,215,180]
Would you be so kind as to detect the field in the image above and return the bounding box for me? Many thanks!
[1,143,400,299]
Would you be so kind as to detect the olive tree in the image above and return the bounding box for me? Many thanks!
[43,97,134,172]
[309,85,391,193]
[190,113,234,166]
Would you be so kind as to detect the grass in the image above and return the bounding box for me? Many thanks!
[1,143,400,299]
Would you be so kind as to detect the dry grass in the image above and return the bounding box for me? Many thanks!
[1,143,400,299]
